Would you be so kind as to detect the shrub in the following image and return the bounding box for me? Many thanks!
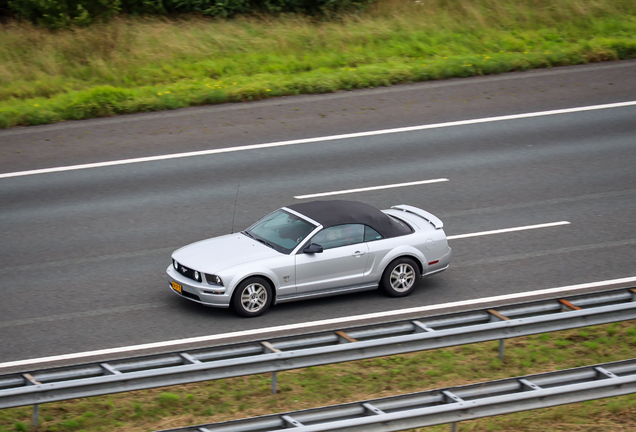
[9,0,120,28]
[133,0,253,18]
[12,0,376,24]
[0,0,11,18]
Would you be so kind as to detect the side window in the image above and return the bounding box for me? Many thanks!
[310,224,364,250]
[364,226,383,242]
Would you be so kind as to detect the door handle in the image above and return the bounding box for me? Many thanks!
[352,251,366,257]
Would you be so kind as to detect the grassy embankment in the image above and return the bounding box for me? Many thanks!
[0,0,636,128]
[1,321,636,432]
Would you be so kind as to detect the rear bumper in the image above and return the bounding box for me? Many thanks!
[423,264,449,277]
[423,246,452,277]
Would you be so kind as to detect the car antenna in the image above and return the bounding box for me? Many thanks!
[230,184,240,234]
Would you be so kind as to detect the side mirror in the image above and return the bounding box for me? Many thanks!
[303,243,323,254]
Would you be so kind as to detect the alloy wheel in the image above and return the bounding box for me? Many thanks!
[240,283,268,312]
[390,263,415,292]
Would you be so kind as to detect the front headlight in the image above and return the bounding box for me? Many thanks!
[205,274,223,286]
[194,271,201,282]
[173,259,179,270]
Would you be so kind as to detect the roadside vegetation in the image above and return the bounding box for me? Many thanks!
[0,0,635,128]
[1,320,636,431]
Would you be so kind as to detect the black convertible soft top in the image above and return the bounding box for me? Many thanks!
[286,200,412,238]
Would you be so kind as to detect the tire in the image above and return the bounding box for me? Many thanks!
[380,257,420,297]
[231,277,273,317]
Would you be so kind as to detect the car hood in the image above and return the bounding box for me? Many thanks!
[172,233,281,273]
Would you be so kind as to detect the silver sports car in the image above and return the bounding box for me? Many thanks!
[167,200,451,317]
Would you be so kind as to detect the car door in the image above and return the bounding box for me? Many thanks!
[295,224,369,294]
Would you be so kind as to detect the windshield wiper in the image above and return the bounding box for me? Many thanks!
[255,238,275,249]
[242,231,275,249]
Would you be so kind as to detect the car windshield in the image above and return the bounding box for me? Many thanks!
[244,209,317,254]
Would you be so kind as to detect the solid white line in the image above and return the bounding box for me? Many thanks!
[294,179,449,199]
[448,221,571,240]
[2,275,635,370]
[2,100,636,179]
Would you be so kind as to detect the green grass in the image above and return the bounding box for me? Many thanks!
[0,0,635,128]
[1,320,635,432]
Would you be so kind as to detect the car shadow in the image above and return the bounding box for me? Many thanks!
[167,276,450,322]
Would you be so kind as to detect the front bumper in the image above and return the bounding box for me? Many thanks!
[166,266,231,308]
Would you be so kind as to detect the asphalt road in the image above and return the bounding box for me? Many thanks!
[1,60,635,367]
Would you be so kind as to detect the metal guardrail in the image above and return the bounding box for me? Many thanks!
[1,288,635,410]
[157,358,636,432]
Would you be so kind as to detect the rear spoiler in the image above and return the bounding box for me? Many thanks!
[391,205,444,229]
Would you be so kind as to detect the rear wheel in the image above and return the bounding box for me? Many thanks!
[380,257,420,297]
[231,277,272,317]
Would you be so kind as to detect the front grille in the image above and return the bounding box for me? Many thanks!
[175,261,200,283]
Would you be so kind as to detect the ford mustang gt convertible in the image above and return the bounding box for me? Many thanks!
[167,200,451,317]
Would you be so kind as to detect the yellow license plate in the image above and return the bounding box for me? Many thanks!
[171,281,182,293]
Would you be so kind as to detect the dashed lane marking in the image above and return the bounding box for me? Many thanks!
[294,179,449,199]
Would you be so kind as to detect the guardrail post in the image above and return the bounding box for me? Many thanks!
[488,309,510,361]
[33,404,39,427]
[451,421,457,432]
[261,342,282,394]
[22,374,41,427]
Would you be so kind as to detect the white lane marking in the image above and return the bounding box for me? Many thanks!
[294,179,449,199]
[2,275,635,370]
[2,100,635,179]
[448,221,570,240]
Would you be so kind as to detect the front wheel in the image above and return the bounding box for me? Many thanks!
[231,277,273,317]
[380,257,420,297]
